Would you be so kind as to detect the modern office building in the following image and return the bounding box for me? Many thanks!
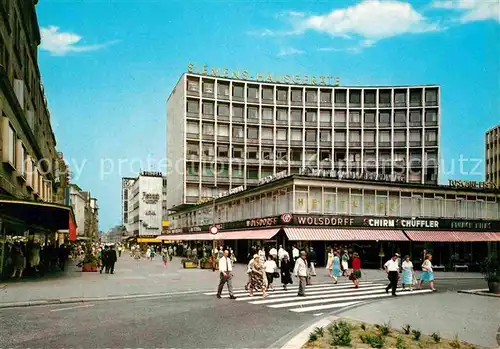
[121,171,166,238]
[166,71,440,211]
[486,125,500,187]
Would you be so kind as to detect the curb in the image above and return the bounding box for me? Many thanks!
[0,290,208,309]
[457,289,500,298]
[280,315,339,349]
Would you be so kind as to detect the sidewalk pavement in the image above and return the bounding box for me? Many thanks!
[0,255,483,307]
[336,291,500,348]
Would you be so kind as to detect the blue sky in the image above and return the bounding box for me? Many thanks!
[36,0,499,231]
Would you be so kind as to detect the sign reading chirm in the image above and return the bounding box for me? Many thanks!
[166,214,500,234]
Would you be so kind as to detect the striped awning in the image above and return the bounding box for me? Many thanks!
[284,228,408,241]
[219,228,280,240]
[405,231,500,242]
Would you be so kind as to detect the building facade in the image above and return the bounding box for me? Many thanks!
[0,0,58,202]
[164,173,500,268]
[166,71,440,210]
[67,184,86,237]
[122,172,165,237]
[486,125,500,187]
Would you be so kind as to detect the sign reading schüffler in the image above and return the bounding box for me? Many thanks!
[187,63,340,86]
[365,218,439,228]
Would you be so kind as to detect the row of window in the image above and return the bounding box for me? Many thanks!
[186,145,437,162]
[173,188,498,227]
[1,117,52,201]
[187,79,439,106]
[186,124,438,143]
[186,100,439,124]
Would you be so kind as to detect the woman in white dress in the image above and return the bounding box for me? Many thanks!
[326,248,334,271]
[401,255,414,291]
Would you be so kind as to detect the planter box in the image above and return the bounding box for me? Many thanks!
[200,263,213,269]
[183,262,198,269]
[488,281,500,294]
[82,263,98,272]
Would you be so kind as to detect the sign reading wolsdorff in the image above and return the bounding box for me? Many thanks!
[166,214,500,234]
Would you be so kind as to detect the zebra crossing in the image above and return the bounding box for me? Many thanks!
[204,281,433,314]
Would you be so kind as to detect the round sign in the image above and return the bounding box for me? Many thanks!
[281,213,293,224]
[210,226,218,235]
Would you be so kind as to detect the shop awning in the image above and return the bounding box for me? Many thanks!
[284,228,408,241]
[219,228,280,240]
[0,198,77,239]
[157,233,216,241]
[405,231,500,242]
[137,238,162,243]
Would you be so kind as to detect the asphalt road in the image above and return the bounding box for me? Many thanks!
[0,278,487,349]
[0,293,312,349]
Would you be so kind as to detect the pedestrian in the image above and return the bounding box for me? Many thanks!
[293,251,308,297]
[258,246,265,264]
[269,246,278,261]
[280,254,293,290]
[106,245,117,274]
[162,248,169,267]
[308,247,317,276]
[384,253,401,296]
[326,247,334,272]
[331,250,341,284]
[249,254,267,297]
[278,245,286,268]
[10,244,25,278]
[264,255,278,291]
[117,245,123,257]
[101,245,110,274]
[402,255,414,291]
[341,250,349,277]
[216,249,237,299]
[350,252,361,288]
[244,256,254,291]
[150,246,156,260]
[292,246,300,261]
[168,246,173,261]
[418,254,436,292]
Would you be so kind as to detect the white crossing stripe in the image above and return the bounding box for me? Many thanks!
[203,281,375,296]
[238,285,387,302]
[289,290,433,313]
[251,286,388,305]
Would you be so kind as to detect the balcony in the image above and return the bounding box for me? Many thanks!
[186,196,199,203]
[276,119,288,126]
[246,158,259,164]
[233,95,244,103]
[217,114,230,122]
[201,133,215,141]
[217,135,229,142]
[187,111,199,119]
[186,174,199,182]
[186,133,199,140]
[291,139,303,146]
[231,177,245,184]
[290,160,302,166]
[394,121,407,128]
[262,118,274,125]
[334,122,347,128]
[247,96,259,104]
[349,122,361,128]
[425,140,438,146]
[232,136,244,144]
[306,101,317,107]
[410,140,422,147]
[425,121,438,127]
[320,101,332,107]
[349,141,361,148]
[202,176,215,184]
[378,141,392,148]
[276,139,288,146]
[379,122,391,128]
[217,93,230,101]
[349,102,361,108]
[320,140,332,147]
[335,102,347,108]
[425,100,438,107]
[393,141,406,147]
[187,154,199,161]
[276,99,288,106]
[202,113,214,120]
[364,102,376,108]
[363,122,376,128]
[334,141,346,147]
[202,91,214,99]
[187,89,200,97]
[247,138,260,145]
[217,176,230,184]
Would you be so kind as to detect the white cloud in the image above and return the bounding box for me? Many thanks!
[296,0,440,40]
[247,28,277,37]
[431,0,500,23]
[318,39,376,54]
[277,47,305,56]
[40,26,117,56]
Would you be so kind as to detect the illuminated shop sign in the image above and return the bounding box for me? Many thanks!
[187,63,340,86]
[448,180,497,190]
[195,185,245,205]
[259,170,289,186]
[166,214,500,234]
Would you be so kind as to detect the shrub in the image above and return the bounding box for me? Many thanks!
[450,335,461,349]
[431,332,441,343]
[328,321,352,347]
[313,326,324,337]
[402,324,411,335]
[363,334,385,348]
[412,329,422,341]
[480,256,500,282]
[360,323,366,331]
[396,336,407,349]
[308,332,318,342]
[379,322,391,336]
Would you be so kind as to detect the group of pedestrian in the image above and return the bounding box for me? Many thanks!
[98,244,118,274]
[384,252,437,296]
[326,247,362,288]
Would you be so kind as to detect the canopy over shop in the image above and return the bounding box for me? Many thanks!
[0,198,77,279]
[159,214,500,269]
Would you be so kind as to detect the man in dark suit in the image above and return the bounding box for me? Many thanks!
[106,245,118,274]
